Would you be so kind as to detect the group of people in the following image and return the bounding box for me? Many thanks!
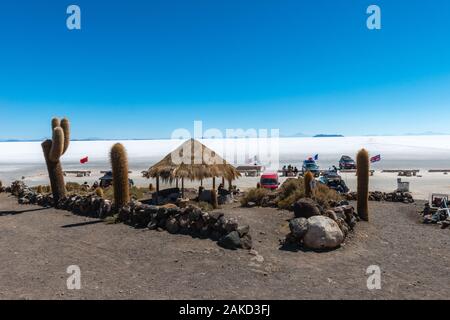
[282,165,299,177]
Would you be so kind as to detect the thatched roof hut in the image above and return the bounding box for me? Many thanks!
[147,139,240,193]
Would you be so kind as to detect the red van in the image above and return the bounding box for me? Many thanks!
[260,172,280,190]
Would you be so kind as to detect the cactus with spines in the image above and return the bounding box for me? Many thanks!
[357,148,370,221]
[304,171,314,198]
[110,143,130,209]
[42,117,70,204]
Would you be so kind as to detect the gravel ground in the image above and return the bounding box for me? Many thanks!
[0,193,449,300]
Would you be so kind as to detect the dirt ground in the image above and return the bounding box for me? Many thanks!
[0,193,449,300]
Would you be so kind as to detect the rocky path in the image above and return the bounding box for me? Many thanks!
[0,193,449,299]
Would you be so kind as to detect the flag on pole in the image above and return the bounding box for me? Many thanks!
[314,154,319,161]
[370,154,381,163]
[80,156,89,164]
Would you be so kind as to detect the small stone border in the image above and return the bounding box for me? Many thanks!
[345,191,414,203]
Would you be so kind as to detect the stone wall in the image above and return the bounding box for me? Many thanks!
[119,202,252,250]
[345,191,414,203]
[6,181,252,250]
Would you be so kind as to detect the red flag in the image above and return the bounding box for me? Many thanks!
[80,156,89,164]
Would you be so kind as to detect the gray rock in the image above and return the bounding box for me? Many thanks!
[289,218,309,240]
[218,231,241,250]
[325,210,338,221]
[240,234,253,249]
[147,219,158,230]
[237,225,250,237]
[165,218,179,234]
[209,211,224,222]
[293,198,321,218]
[225,218,239,233]
[156,207,168,219]
[118,206,131,222]
[188,207,202,221]
[303,216,344,250]
[144,205,159,215]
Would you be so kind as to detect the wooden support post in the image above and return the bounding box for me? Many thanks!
[181,177,185,198]
[155,176,160,205]
[222,177,225,187]
[212,177,216,190]
[228,179,232,191]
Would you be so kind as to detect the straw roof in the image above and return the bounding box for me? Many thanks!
[147,139,241,182]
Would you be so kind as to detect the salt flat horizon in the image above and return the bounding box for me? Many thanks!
[1,135,450,200]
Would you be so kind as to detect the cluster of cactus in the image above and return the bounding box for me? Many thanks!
[304,171,314,198]
[110,143,130,210]
[41,117,70,204]
[357,148,370,221]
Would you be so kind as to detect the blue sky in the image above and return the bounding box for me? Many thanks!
[0,0,450,140]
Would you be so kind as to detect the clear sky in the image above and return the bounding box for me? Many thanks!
[0,0,450,140]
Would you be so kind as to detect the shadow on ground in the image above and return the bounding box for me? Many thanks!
[61,220,104,228]
[0,207,48,216]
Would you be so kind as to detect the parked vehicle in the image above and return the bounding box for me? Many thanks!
[302,158,320,176]
[318,170,349,194]
[99,171,134,188]
[339,155,357,170]
[260,172,280,190]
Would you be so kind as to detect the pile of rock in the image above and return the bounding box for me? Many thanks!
[56,195,113,218]
[7,181,252,250]
[9,181,114,219]
[119,203,252,250]
[284,198,359,250]
[260,192,279,208]
[422,203,450,229]
[345,191,414,203]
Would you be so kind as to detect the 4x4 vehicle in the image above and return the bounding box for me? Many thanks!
[302,158,320,176]
[339,155,356,170]
[318,170,349,194]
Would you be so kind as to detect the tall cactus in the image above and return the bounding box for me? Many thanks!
[110,143,130,209]
[42,117,70,204]
[304,171,314,198]
[357,148,370,221]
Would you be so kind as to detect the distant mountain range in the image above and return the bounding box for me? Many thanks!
[313,134,344,138]
[1,132,449,142]
[282,133,344,138]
